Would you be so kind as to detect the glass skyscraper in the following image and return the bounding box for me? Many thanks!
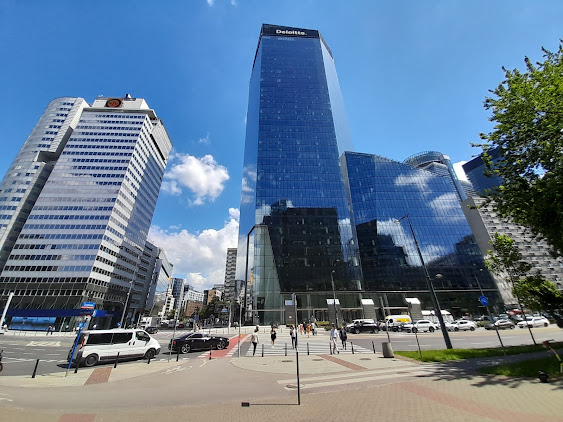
[342,152,501,315]
[237,24,361,324]
[0,96,172,329]
[238,24,502,325]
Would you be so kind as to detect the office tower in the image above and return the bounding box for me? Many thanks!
[403,151,469,201]
[236,24,361,325]
[462,148,503,195]
[151,247,173,317]
[223,248,237,301]
[342,152,502,316]
[0,95,172,329]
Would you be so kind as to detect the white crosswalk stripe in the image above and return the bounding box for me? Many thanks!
[25,341,62,347]
[243,333,375,357]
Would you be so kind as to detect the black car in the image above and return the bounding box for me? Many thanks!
[145,326,158,334]
[346,320,379,334]
[168,333,229,354]
[485,319,515,330]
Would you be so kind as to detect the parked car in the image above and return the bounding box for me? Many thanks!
[145,326,158,334]
[345,319,379,334]
[168,332,229,354]
[176,323,186,329]
[450,320,477,331]
[68,329,161,367]
[517,316,550,328]
[485,319,515,330]
[402,320,438,333]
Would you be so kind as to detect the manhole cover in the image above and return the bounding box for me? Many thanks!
[359,358,371,361]
[282,360,293,363]
[312,358,323,361]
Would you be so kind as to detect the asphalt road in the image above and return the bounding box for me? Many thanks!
[1,325,561,376]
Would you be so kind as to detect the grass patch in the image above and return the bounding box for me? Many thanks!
[395,342,563,363]
[478,356,563,379]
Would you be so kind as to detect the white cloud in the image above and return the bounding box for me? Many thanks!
[206,0,214,6]
[163,153,229,205]
[429,192,467,222]
[148,209,240,291]
[198,133,211,145]
[453,161,468,181]
[394,171,434,195]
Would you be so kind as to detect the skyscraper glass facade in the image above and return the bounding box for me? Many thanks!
[0,96,172,328]
[342,152,502,314]
[237,25,361,324]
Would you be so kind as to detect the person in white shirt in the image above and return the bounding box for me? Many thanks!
[250,327,259,356]
[330,324,339,354]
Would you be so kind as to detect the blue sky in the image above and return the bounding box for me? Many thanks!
[1,1,562,290]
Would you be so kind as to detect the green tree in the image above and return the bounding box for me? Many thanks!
[513,274,563,315]
[477,41,563,256]
[485,233,531,284]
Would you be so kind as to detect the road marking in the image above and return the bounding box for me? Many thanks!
[26,341,61,347]
[162,365,191,375]
[45,353,61,356]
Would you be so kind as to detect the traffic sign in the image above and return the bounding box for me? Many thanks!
[81,302,95,309]
[479,296,488,306]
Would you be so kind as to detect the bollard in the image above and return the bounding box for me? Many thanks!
[114,352,120,368]
[307,343,309,355]
[285,343,287,356]
[261,344,264,357]
[382,342,394,358]
[74,352,82,373]
[209,347,212,360]
[147,355,151,364]
[351,342,354,354]
[176,348,180,362]
[329,342,332,355]
[32,359,40,378]
[372,341,376,354]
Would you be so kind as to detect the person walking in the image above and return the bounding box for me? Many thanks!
[299,323,303,335]
[270,326,277,347]
[330,324,339,354]
[306,323,311,338]
[339,325,348,350]
[250,327,259,356]
[46,326,51,336]
[290,325,297,349]
[311,321,316,335]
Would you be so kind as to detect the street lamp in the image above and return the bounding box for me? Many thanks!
[330,270,339,328]
[394,214,453,349]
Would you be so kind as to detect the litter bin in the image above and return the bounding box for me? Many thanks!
[382,342,394,358]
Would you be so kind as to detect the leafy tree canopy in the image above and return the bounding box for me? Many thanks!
[486,233,531,282]
[513,274,563,314]
[477,41,563,256]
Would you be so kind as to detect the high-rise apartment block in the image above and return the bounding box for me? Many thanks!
[223,248,237,301]
[0,95,172,329]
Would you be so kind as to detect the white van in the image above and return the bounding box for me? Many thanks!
[384,315,412,331]
[67,329,161,367]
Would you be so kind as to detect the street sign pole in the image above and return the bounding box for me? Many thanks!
[475,274,506,356]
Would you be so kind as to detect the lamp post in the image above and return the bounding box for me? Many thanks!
[395,214,453,349]
[330,270,339,328]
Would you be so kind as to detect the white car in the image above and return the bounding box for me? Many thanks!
[517,316,550,328]
[402,320,438,333]
[449,320,477,332]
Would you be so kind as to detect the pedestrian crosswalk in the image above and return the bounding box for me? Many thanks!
[242,333,375,357]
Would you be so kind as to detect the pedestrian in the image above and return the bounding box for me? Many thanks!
[289,325,296,349]
[47,326,51,336]
[339,325,348,350]
[51,326,54,335]
[299,323,303,335]
[270,326,277,346]
[330,324,339,354]
[311,321,316,335]
[306,323,311,338]
[2,323,7,332]
[250,327,259,356]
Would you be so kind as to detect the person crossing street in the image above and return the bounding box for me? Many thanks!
[330,324,339,354]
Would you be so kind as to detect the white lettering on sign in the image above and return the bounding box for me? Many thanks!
[276,29,306,36]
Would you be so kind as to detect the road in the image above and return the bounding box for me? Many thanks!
[0,325,561,376]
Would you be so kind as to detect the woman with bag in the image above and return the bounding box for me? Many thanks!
[270,326,277,346]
